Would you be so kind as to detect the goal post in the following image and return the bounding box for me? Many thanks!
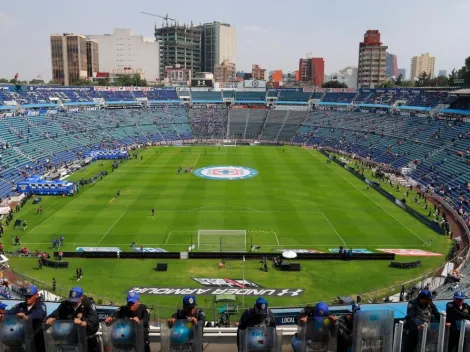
[197,230,247,252]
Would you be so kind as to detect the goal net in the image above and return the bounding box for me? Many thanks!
[197,230,247,252]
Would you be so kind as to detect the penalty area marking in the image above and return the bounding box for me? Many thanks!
[321,213,347,246]
[165,231,195,244]
[98,211,127,244]
[248,230,280,246]
[109,198,115,204]
[309,150,428,245]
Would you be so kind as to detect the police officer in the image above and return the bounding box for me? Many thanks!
[105,291,151,352]
[403,289,447,352]
[237,297,276,351]
[45,287,99,352]
[337,303,360,352]
[6,285,47,352]
[446,291,470,352]
[168,295,205,328]
[294,302,337,352]
[297,301,337,325]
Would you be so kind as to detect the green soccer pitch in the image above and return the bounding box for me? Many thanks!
[5,146,451,313]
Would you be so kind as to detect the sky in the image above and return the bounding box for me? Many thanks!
[0,0,469,81]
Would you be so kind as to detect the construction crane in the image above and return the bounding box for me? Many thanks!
[140,12,176,26]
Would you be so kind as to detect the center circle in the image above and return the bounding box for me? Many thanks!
[193,166,258,180]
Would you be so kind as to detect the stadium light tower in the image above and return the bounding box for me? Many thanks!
[140,12,176,26]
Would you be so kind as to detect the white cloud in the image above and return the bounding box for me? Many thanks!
[243,25,268,33]
[0,12,12,27]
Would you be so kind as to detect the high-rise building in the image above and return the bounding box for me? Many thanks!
[385,53,398,78]
[87,28,160,82]
[271,70,283,83]
[298,58,325,87]
[214,59,236,82]
[155,24,201,79]
[200,22,236,73]
[86,40,99,80]
[438,70,447,77]
[50,34,90,85]
[357,30,387,88]
[252,64,266,80]
[410,53,435,81]
[398,68,406,79]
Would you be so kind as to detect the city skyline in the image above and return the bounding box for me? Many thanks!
[0,0,469,81]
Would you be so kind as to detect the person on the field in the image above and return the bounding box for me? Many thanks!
[446,291,470,352]
[45,287,99,352]
[6,285,47,352]
[105,291,150,352]
[237,297,276,351]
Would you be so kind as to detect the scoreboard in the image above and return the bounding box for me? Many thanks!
[191,79,214,88]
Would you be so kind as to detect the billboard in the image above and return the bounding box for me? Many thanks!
[243,80,266,88]
[215,82,241,90]
[191,79,214,88]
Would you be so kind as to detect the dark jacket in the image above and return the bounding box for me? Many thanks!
[337,314,354,352]
[237,308,276,330]
[112,304,150,342]
[404,298,440,332]
[171,308,205,325]
[6,299,47,352]
[46,296,99,337]
[446,301,470,328]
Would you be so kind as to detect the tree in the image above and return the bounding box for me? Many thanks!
[435,75,449,87]
[377,79,395,88]
[29,79,45,85]
[457,56,470,87]
[72,79,94,86]
[0,78,9,83]
[415,72,434,87]
[321,80,348,88]
[395,74,403,86]
[96,78,110,86]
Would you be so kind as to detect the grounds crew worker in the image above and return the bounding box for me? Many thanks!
[6,285,47,352]
[337,303,361,352]
[237,297,276,351]
[105,291,151,352]
[45,286,99,352]
[168,295,205,327]
[446,291,470,352]
[403,289,448,352]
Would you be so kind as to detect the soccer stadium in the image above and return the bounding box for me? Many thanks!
[0,83,470,350]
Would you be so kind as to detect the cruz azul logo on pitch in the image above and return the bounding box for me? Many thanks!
[194,166,258,180]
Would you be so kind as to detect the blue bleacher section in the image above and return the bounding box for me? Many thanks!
[0,106,192,199]
[292,109,470,215]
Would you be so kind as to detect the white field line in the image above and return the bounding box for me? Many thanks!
[321,212,347,246]
[309,150,428,245]
[97,211,127,244]
[165,231,194,244]
[189,205,261,212]
[20,242,434,249]
[192,154,201,168]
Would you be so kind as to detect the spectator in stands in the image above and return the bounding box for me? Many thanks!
[6,285,47,352]
[46,287,99,352]
[337,303,361,352]
[403,289,448,352]
[168,295,205,329]
[105,291,150,352]
[237,297,276,350]
[446,291,470,352]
